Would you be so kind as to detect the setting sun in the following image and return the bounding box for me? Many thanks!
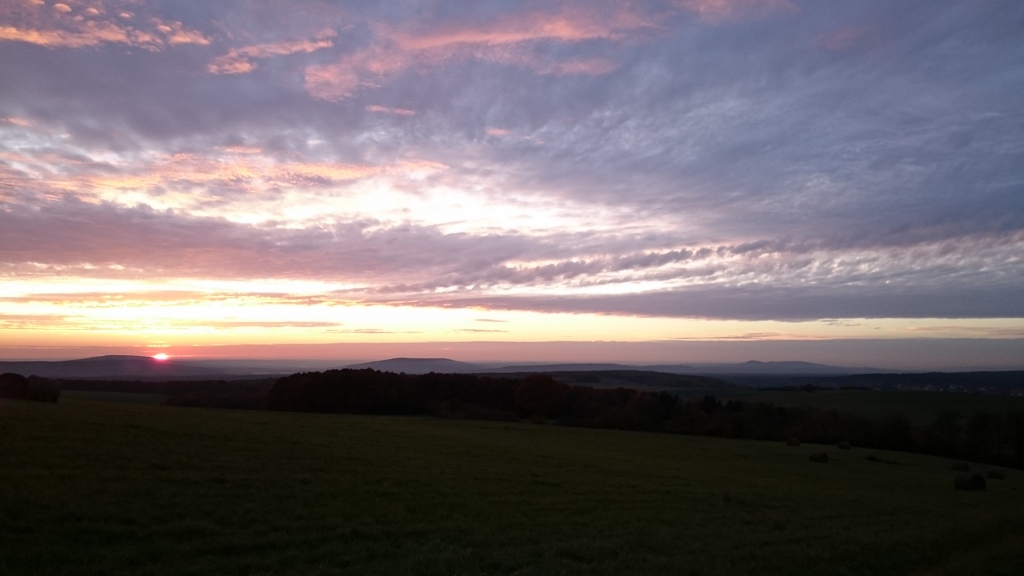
[152,353,169,361]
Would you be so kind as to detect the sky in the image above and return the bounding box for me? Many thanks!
[1,0,1022,368]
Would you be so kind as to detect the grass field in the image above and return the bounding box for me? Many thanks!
[2,398,1024,575]
[674,388,1024,426]
[61,390,170,405]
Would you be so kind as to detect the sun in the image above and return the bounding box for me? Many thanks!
[152,353,170,361]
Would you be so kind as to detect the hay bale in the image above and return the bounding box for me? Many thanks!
[0,373,60,402]
[25,376,60,403]
[809,452,829,463]
[786,438,800,447]
[0,373,29,400]
[837,441,851,450]
[954,473,986,491]
[951,461,970,471]
[986,470,1005,480]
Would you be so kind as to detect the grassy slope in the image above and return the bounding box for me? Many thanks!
[61,390,170,405]
[2,398,1024,576]
[675,389,1024,426]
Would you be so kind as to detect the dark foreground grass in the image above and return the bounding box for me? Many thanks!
[2,398,1024,575]
[61,390,170,405]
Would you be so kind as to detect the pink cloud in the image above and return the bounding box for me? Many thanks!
[1,144,447,204]
[304,5,654,101]
[152,18,209,46]
[1,116,31,126]
[0,1,208,50]
[392,8,652,50]
[209,30,335,75]
[304,61,362,101]
[365,105,416,116]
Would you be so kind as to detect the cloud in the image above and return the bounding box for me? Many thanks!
[0,313,74,329]
[304,4,655,101]
[390,7,654,49]
[1,0,1022,332]
[817,25,875,52]
[673,0,797,23]
[0,1,208,50]
[542,57,619,76]
[0,144,446,212]
[304,62,361,101]
[327,328,421,334]
[208,29,335,74]
[384,282,1024,322]
[0,116,30,126]
[365,105,415,116]
[0,290,334,308]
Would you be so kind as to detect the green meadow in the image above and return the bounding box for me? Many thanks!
[2,397,1024,575]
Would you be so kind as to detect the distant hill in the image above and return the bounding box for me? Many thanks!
[481,360,889,376]
[340,358,891,377]
[0,355,227,380]
[656,361,894,376]
[487,363,643,373]
[342,357,482,374]
[477,369,735,390]
[0,355,894,382]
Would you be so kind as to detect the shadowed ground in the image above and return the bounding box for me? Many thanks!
[1,398,1023,575]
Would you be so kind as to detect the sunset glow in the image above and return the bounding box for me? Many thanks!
[1,1,1022,368]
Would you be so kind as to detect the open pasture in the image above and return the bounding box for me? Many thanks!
[2,397,1024,575]
[674,388,1024,426]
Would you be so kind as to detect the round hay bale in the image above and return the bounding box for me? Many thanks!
[986,470,1005,480]
[954,473,986,491]
[0,372,29,400]
[809,452,829,463]
[786,438,800,447]
[837,441,851,450]
[25,376,60,403]
[951,461,970,471]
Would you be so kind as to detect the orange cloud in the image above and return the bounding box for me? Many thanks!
[7,145,447,204]
[304,61,362,101]
[101,155,376,190]
[152,18,209,46]
[393,8,651,50]
[365,105,416,116]
[674,0,796,23]
[209,30,335,74]
[1,116,31,126]
[0,1,208,50]
[304,6,653,101]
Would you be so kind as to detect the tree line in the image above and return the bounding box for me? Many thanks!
[266,369,1024,469]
